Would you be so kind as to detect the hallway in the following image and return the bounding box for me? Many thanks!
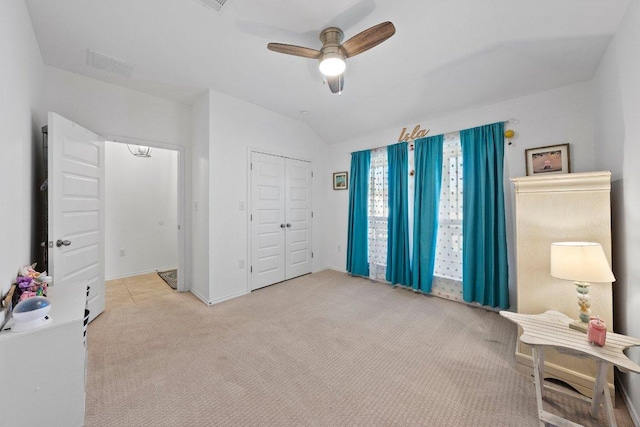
[105,272,176,309]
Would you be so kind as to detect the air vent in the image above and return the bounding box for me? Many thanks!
[86,50,135,78]
[193,0,230,13]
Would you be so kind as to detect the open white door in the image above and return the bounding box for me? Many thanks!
[48,112,105,322]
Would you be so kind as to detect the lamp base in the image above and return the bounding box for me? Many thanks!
[569,320,588,333]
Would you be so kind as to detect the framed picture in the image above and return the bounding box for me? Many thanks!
[333,171,348,190]
[525,143,571,176]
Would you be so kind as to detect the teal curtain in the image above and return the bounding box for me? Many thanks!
[346,150,370,277]
[411,135,444,292]
[460,122,509,309]
[386,142,411,286]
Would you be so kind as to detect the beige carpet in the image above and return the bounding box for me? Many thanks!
[85,270,633,426]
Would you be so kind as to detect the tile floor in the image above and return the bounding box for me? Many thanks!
[105,272,175,309]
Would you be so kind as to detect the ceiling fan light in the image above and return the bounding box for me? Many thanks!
[319,54,346,77]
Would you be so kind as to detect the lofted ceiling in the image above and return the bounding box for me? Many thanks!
[25,0,630,144]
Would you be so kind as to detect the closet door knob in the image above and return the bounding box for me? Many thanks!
[280,224,286,228]
[56,239,71,247]
[286,223,292,228]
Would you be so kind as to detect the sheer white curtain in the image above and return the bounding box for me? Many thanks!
[432,132,464,300]
[368,147,388,280]
[366,136,463,296]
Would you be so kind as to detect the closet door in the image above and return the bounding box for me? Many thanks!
[285,158,312,280]
[251,152,286,290]
[250,152,313,290]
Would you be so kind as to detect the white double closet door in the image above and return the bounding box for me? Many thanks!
[251,152,312,290]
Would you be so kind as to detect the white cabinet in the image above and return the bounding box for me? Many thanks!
[510,171,613,398]
[0,281,88,427]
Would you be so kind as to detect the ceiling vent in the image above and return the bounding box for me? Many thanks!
[86,49,135,78]
[193,0,230,13]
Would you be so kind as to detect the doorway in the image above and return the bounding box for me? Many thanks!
[46,113,187,322]
[103,138,185,307]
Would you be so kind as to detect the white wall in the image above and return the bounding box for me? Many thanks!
[324,81,596,310]
[0,0,45,297]
[43,66,195,288]
[190,92,211,302]
[593,1,640,421]
[105,142,178,279]
[205,89,328,304]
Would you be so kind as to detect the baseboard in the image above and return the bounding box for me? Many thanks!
[616,376,640,426]
[106,266,177,281]
[189,288,209,305]
[207,290,250,306]
[197,268,345,306]
[322,266,347,273]
[313,266,344,273]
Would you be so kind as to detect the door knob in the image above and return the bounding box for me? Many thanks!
[286,223,292,228]
[280,224,286,228]
[56,239,71,247]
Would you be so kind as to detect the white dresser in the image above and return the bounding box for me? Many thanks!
[510,171,613,398]
[0,281,88,427]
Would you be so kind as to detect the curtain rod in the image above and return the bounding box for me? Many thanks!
[351,118,518,154]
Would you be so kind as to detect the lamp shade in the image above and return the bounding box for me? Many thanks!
[550,242,615,283]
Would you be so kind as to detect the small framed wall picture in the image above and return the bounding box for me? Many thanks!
[333,171,348,190]
[525,143,571,176]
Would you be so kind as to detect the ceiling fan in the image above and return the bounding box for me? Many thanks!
[267,21,396,94]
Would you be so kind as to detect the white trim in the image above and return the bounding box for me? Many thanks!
[616,376,640,427]
[102,134,187,293]
[246,147,252,294]
[102,133,181,152]
[105,266,177,281]
[191,289,252,307]
[322,266,346,273]
[208,290,250,306]
[190,288,210,305]
[249,146,313,164]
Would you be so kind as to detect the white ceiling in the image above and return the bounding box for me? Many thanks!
[25,0,630,144]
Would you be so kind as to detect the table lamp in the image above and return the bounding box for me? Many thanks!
[550,242,615,332]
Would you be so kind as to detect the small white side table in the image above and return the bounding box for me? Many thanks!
[501,310,640,427]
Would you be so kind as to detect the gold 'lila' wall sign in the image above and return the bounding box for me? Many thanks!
[397,124,430,142]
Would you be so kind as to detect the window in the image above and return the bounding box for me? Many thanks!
[368,147,388,281]
[432,133,464,300]
[366,137,463,297]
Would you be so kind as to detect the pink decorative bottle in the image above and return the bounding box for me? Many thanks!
[587,316,607,346]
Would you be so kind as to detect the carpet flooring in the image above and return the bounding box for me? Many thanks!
[85,270,634,426]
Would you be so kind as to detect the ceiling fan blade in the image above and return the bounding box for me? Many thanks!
[267,43,321,59]
[340,21,396,58]
[327,74,344,94]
